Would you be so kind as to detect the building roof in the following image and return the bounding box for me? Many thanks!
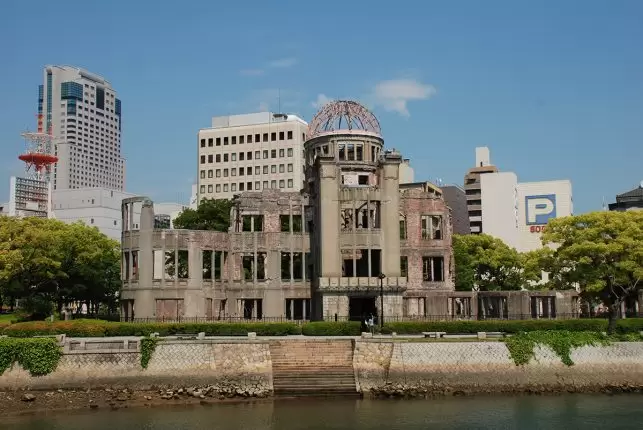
[616,185,643,200]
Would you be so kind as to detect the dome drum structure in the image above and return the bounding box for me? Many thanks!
[304,101,385,188]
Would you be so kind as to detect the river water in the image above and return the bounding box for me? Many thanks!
[5,394,642,429]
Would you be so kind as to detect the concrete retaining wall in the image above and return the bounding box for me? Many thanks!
[353,340,643,394]
[0,339,272,395]
[2,339,643,395]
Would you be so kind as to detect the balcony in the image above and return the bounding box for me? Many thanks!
[317,276,407,293]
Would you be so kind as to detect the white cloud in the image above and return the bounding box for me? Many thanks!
[268,57,298,68]
[311,93,333,109]
[239,69,264,77]
[371,79,436,117]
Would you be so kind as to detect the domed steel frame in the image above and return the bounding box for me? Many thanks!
[307,100,381,140]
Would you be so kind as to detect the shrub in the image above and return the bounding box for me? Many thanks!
[0,337,62,376]
[382,319,613,335]
[614,318,643,334]
[302,321,361,336]
[3,320,301,337]
[3,320,109,337]
[505,330,610,366]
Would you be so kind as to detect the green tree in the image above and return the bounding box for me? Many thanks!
[0,217,120,319]
[172,198,232,231]
[55,222,121,314]
[452,234,534,291]
[541,211,643,333]
[168,199,233,278]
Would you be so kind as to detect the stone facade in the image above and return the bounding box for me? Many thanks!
[121,101,455,321]
[120,101,583,321]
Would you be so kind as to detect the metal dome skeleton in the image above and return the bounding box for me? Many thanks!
[307,100,381,140]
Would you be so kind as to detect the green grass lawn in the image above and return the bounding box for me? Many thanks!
[0,313,14,323]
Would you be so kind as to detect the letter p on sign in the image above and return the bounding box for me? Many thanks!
[525,194,557,225]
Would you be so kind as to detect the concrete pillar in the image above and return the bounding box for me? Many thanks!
[379,155,402,277]
[318,161,341,277]
[301,199,307,282]
[187,233,202,288]
[138,200,154,289]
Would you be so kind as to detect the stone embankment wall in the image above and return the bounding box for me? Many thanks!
[353,341,643,395]
[3,338,643,397]
[0,339,272,397]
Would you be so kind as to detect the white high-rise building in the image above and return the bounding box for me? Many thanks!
[41,65,125,191]
[197,112,307,202]
[51,188,187,241]
[480,173,573,252]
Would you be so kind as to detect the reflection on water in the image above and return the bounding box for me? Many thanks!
[5,394,643,430]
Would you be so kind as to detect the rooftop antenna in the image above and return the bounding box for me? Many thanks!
[278,88,281,114]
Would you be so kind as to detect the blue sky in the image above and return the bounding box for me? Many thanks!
[1,0,642,213]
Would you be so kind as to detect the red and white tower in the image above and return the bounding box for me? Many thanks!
[18,114,58,182]
[8,115,57,218]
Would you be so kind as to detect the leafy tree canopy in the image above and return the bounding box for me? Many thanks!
[172,198,232,231]
[541,210,643,332]
[453,234,540,291]
[0,217,120,318]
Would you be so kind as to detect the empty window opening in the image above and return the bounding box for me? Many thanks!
[422,256,444,282]
[342,249,381,277]
[242,253,266,281]
[240,215,264,232]
[238,299,263,320]
[286,299,310,320]
[421,215,443,240]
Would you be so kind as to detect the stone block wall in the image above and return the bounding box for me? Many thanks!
[0,339,272,395]
[353,340,643,394]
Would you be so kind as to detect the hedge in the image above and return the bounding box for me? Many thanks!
[3,318,643,338]
[3,320,302,338]
[104,322,301,337]
[381,318,643,335]
[301,321,361,336]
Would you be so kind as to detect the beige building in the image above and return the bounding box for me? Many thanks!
[121,102,581,321]
[196,112,308,202]
[464,146,498,234]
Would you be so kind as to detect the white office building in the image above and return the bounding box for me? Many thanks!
[197,112,308,202]
[52,188,187,241]
[41,65,125,191]
[480,173,573,252]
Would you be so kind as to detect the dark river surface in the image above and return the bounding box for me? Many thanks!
[4,394,643,430]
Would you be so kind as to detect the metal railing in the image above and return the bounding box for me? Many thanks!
[115,312,642,324]
[120,316,311,324]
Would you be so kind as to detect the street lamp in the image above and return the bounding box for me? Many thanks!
[378,273,386,330]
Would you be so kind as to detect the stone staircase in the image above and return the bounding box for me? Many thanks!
[269,339,359,397]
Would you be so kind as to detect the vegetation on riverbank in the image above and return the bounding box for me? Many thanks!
[2,318,643,338]
[0,337,61,376]
[382,318,643,335]
[504,330,611,366]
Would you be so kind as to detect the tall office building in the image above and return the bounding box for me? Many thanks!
[197,112,307,202]
[463,147,498,233]
[41,65,124,191]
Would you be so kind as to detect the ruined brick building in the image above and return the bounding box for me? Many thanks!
[120,101,579,321]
